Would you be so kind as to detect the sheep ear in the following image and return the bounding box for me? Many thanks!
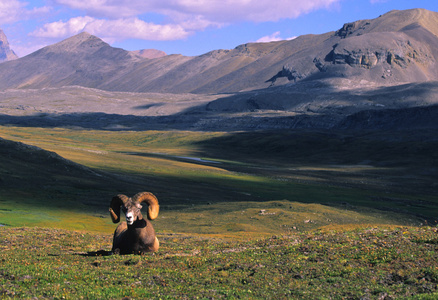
[136,203,143,209]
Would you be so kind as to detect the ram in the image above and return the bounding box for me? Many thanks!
[109,192,160,254]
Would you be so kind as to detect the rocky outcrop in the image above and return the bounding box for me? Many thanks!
[328,36,432,69]
[335,20,372,39]
[330,47,379,68]
[278,64,308,82]
[264,9,438,88]
[0,29,18,62]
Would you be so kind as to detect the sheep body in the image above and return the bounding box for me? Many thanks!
[109,192,159,255]
[112,219,159,254]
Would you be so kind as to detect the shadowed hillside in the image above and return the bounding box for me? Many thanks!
[0,138,103,195]
[1,82,437,132]
[0,137,148,217]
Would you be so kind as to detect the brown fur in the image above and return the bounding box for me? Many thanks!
[109,192,160,255]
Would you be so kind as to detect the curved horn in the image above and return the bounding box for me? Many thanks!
[109,194,129,223]
[133,192,159,220]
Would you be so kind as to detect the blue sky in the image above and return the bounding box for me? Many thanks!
[2,0,438,57]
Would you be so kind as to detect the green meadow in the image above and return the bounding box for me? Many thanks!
[0,126,437,299]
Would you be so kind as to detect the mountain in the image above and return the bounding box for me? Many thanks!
[0,9,437,93]
[131,49,166,59]
[0,32,144,89]
[0,29,18,62]
[0,9,437,132]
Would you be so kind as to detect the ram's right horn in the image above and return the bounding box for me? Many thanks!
[133,192,159,220]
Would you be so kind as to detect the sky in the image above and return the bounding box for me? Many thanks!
[2,0,438,58]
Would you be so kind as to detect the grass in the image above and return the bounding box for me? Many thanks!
[0,126,436,227]
[1,126,435,233]
[0,125,437,298]
[1,226,437,299]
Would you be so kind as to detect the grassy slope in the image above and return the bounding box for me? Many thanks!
[1,226,437,299]
[0,126,437,298]
[0,126,436,232]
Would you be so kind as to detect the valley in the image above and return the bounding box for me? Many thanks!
[0,7,438,299]
[1,125,437,299]
[0,126,436,235]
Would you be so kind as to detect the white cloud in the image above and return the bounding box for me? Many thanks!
[30,16,94,38]
[256,32,283,43]
[54,0,149,18]
[54,0,341,23]
[197,0,341,23]
[30,0,340,45]
[30,16,190,41]
[0,0,50,25]
[0,0,26,24]
[256,32,297,43]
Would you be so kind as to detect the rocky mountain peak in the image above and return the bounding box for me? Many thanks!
[0,29,18,62]
[37,31,109,55]
[335,8,438,38]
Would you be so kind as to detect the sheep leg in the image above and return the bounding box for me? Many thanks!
[150,236,159,252]
[112,222,128,254]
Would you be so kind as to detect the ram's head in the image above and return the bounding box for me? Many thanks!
[109,192,159,225]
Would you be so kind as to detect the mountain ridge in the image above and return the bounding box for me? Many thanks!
[131,48,167,59]
[0,8,437,93]
[0,9,438,132]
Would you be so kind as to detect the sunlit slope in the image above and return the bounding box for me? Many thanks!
[1,127,436,235]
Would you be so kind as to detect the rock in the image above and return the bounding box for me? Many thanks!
[331,46,379,68]
[335,20,371,39]
[329,34,431,70]
[281,64,306,81]
[0,29,18,62]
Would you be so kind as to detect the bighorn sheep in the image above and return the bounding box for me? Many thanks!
[109,192,160,254]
